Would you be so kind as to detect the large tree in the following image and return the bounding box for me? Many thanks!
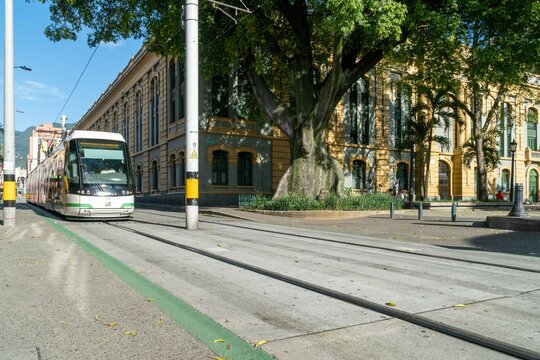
[38,0,455,199]
[446,0,540,201]
[394,0,540,201]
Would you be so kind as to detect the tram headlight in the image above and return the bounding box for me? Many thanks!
[122,190,126,195]
[86,190,91,195]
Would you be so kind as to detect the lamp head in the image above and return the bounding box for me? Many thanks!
[510,140,518,153]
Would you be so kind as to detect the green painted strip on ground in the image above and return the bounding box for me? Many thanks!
[42,216,274,360]
[65,203,93,208]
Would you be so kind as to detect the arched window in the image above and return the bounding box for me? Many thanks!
[529,169,538,202]
[396,162,408,191]
[501,169,510,192]
[438,161,450,200]
[237,152,253,186]
[169,154,177,189]
[151,160,159,191]
[527,108,538,150]
[352,160,366,190]
[135,91,143,152]
[212,150,228,185]
[135,165,143,193]
[150,77,159,146]
[123,102,130,146]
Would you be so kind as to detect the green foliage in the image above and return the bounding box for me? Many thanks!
[528,109,539,124]
[240,192,402,211]
[462,127,501,173]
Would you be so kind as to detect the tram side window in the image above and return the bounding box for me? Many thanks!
[66,151,80,185]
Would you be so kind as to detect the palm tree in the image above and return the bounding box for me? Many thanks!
[406,86,463,200]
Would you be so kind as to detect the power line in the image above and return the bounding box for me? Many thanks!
[54,44,100,123]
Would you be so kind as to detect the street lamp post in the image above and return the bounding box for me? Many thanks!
[3,0,16,226]
[3,0,30,226]
[408,133,416,208]
[509,140,517,203]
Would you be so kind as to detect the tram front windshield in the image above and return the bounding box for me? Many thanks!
[78,140,130,186]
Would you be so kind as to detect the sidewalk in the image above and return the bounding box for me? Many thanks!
[0,203,215,360]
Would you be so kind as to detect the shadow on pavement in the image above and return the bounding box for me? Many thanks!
[407,221,487,228]
[438,232,540,257]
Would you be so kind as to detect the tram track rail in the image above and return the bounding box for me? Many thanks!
[108,221,540,360]
[125,217,540,274]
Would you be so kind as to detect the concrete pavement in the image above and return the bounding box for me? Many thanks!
[0,203,216,360]
[1,201,538,359]
[204,206,540,257]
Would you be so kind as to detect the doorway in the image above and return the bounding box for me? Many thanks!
[438,161,450,200]
[529,169,538,202]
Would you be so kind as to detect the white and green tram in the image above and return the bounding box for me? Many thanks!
[27,131,135,218]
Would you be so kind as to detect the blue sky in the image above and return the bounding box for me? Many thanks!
[1,1,143,131]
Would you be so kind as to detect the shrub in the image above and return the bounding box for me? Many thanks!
[240,192,402,211]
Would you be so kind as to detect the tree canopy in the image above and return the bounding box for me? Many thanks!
[36,0,540,199]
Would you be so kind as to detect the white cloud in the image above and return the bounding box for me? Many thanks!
[100,40,126,49]
[15,80,65,101]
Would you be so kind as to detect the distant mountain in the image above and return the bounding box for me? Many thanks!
[0,122,75,169]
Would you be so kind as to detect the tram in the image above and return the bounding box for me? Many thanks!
[26,131,135,218]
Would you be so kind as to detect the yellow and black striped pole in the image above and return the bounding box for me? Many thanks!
[185,0,199,229]
[3,0,16,226]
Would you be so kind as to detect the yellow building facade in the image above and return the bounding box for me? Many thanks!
[74,47,540,205]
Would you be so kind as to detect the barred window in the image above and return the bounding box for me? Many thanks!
[212,150,228,185]
[237,152,253,186]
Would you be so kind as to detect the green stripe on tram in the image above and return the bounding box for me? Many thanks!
[65,203,93,208]
[42,217,274,360]
[121,203,135,208]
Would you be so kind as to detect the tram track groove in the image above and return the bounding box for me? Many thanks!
[125,218,540,274]
[108,221,540,360]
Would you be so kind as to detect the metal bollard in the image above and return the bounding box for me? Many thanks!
[451,202,457,222]
[390,202,394,219]
[418,202,423,220]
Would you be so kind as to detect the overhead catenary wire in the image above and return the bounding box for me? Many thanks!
[53,44,100,124]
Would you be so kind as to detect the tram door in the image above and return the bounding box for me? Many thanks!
[438,161,450,200]
[529,169,538,203]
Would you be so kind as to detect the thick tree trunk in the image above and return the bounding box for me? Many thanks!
[474,110,489,201]
[423,129,433,200]
[474,138,489,201]
[273,122,344,199]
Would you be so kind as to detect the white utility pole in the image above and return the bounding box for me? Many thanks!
[3,0,16,226]
[185,0,199,229]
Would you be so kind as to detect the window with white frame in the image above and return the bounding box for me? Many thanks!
[499,102,514,157]
[150,77,160,147]
[123,102,130,146]
[527,107,538,150]
[347,77,370,145]
[135,90,143,152]
[390,76,410,147]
